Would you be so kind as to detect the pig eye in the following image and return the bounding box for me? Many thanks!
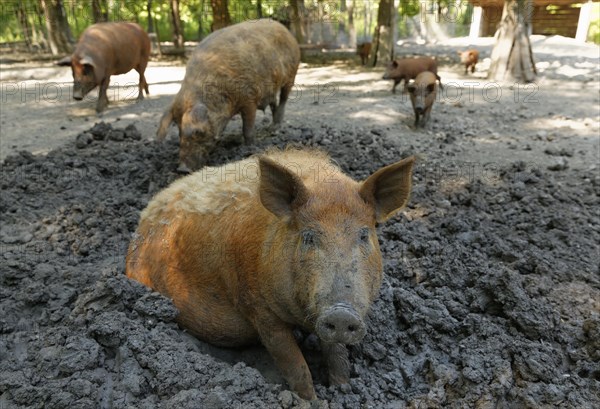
[359,228,371,244]
[83,64,94,76]
[427,84,435,93]
[301,230,317,247]
[407,86,416,93]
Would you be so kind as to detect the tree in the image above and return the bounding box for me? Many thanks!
[289,0,305,44]
[369,0,395,66]
[346,0,356,48]
[211,0,231,31]
[91,0,108,23]
[15,0,33,51]
[488,0,536,82]
[39,0,73,55]
[169,0,184,50]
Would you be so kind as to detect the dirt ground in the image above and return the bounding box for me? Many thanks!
[0,36,599,408]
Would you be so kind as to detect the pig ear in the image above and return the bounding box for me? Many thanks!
[181,103,209,138]
[259,157,309,218]
[392,60,398,68]
[359,156,415,223]
[56,56,72,66]
[79,56,95,68]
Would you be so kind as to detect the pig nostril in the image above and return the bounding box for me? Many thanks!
[325,323,336,331]
[348,325,357,332]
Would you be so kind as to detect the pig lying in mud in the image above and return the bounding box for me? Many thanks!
[382,56,442,94]
[458,49,479,74]
[126,148,415,400]
[407,71,438,128]
[56,22,150,113]
[157,19,301,173]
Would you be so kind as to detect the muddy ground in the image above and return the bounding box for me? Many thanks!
[1,36,599,408]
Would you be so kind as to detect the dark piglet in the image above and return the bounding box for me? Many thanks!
[126,148,415,400]
[382,56,442,93]
[157,19,300,173]
[56,22,150,113]
[356,42,372,65]
[408,71,437,128]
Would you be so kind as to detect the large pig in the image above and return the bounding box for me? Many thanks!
[56,22,150,113]
[407,71,437,128]
[458,49,479,74]
[356,42,372,66]
[382,56,442,94]
[157,20,301,173]
[126,148,415,400]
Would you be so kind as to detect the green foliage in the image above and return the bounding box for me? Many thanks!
[588,3,600,44]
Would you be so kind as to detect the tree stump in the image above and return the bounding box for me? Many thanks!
[488,0,537,83]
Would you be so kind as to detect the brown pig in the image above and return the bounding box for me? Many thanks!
[157,20,301,173]
[56,22,150,113]
[382,56,442,94]
[458,49,479,74]
[126,148,415,400]
[356,42,372,65]
[407,71,437,128]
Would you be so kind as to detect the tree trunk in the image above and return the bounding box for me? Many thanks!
[289,0,305,44]
[170,0,184,50]
[347,0,356,48]
[257,0,263,18]
[147,0,154,33]
[39,0,73,55]
[92,0,108,23]
[211,0,231,31]
[488,0,536,82]
[16,1,32,51]
[369,0,394,67]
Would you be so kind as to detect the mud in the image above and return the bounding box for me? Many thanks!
[1,100,599,409]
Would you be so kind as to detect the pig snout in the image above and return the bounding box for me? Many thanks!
[316,303,366,345]
[73,84,84,100]
[414,105,425,114]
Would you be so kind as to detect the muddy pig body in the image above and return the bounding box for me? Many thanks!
[56,22,150,113]
[157,19,301,173]
[408,71,437,127]
[458,49,479,74]
[356,42,372,65]
[126,148,415,400]
[383,56,441,93]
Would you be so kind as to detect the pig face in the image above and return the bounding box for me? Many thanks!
[56,55,99,100]
[382,60,400,80]
[177,103,216,172]
[408,81,436,115]
[259,156,414,345]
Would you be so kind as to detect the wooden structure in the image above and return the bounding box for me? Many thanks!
[469,0,597,40]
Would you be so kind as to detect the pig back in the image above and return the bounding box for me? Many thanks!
[179,20,300,111]
[76,22,150,76]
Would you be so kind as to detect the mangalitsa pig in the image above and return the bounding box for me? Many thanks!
[157,19,301,173]
[126,148,415,400]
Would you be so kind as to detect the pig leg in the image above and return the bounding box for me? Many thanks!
[136,64,149,100]
[414,110,421,128]
[256,319,316,400]
[392,80,400,94]
[321,342,350,386]
[241,105,257,145]
[471,64,476,74]
[96,77,110,113]
[272,84,292,125]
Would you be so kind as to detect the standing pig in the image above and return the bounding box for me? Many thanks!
[56,22,150,113]
[407,71,437,128]
[382,56,442,94]
[157,19,301,173]
[126,148,415,400]
[458,49,479,74]
[356,42,372,66]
